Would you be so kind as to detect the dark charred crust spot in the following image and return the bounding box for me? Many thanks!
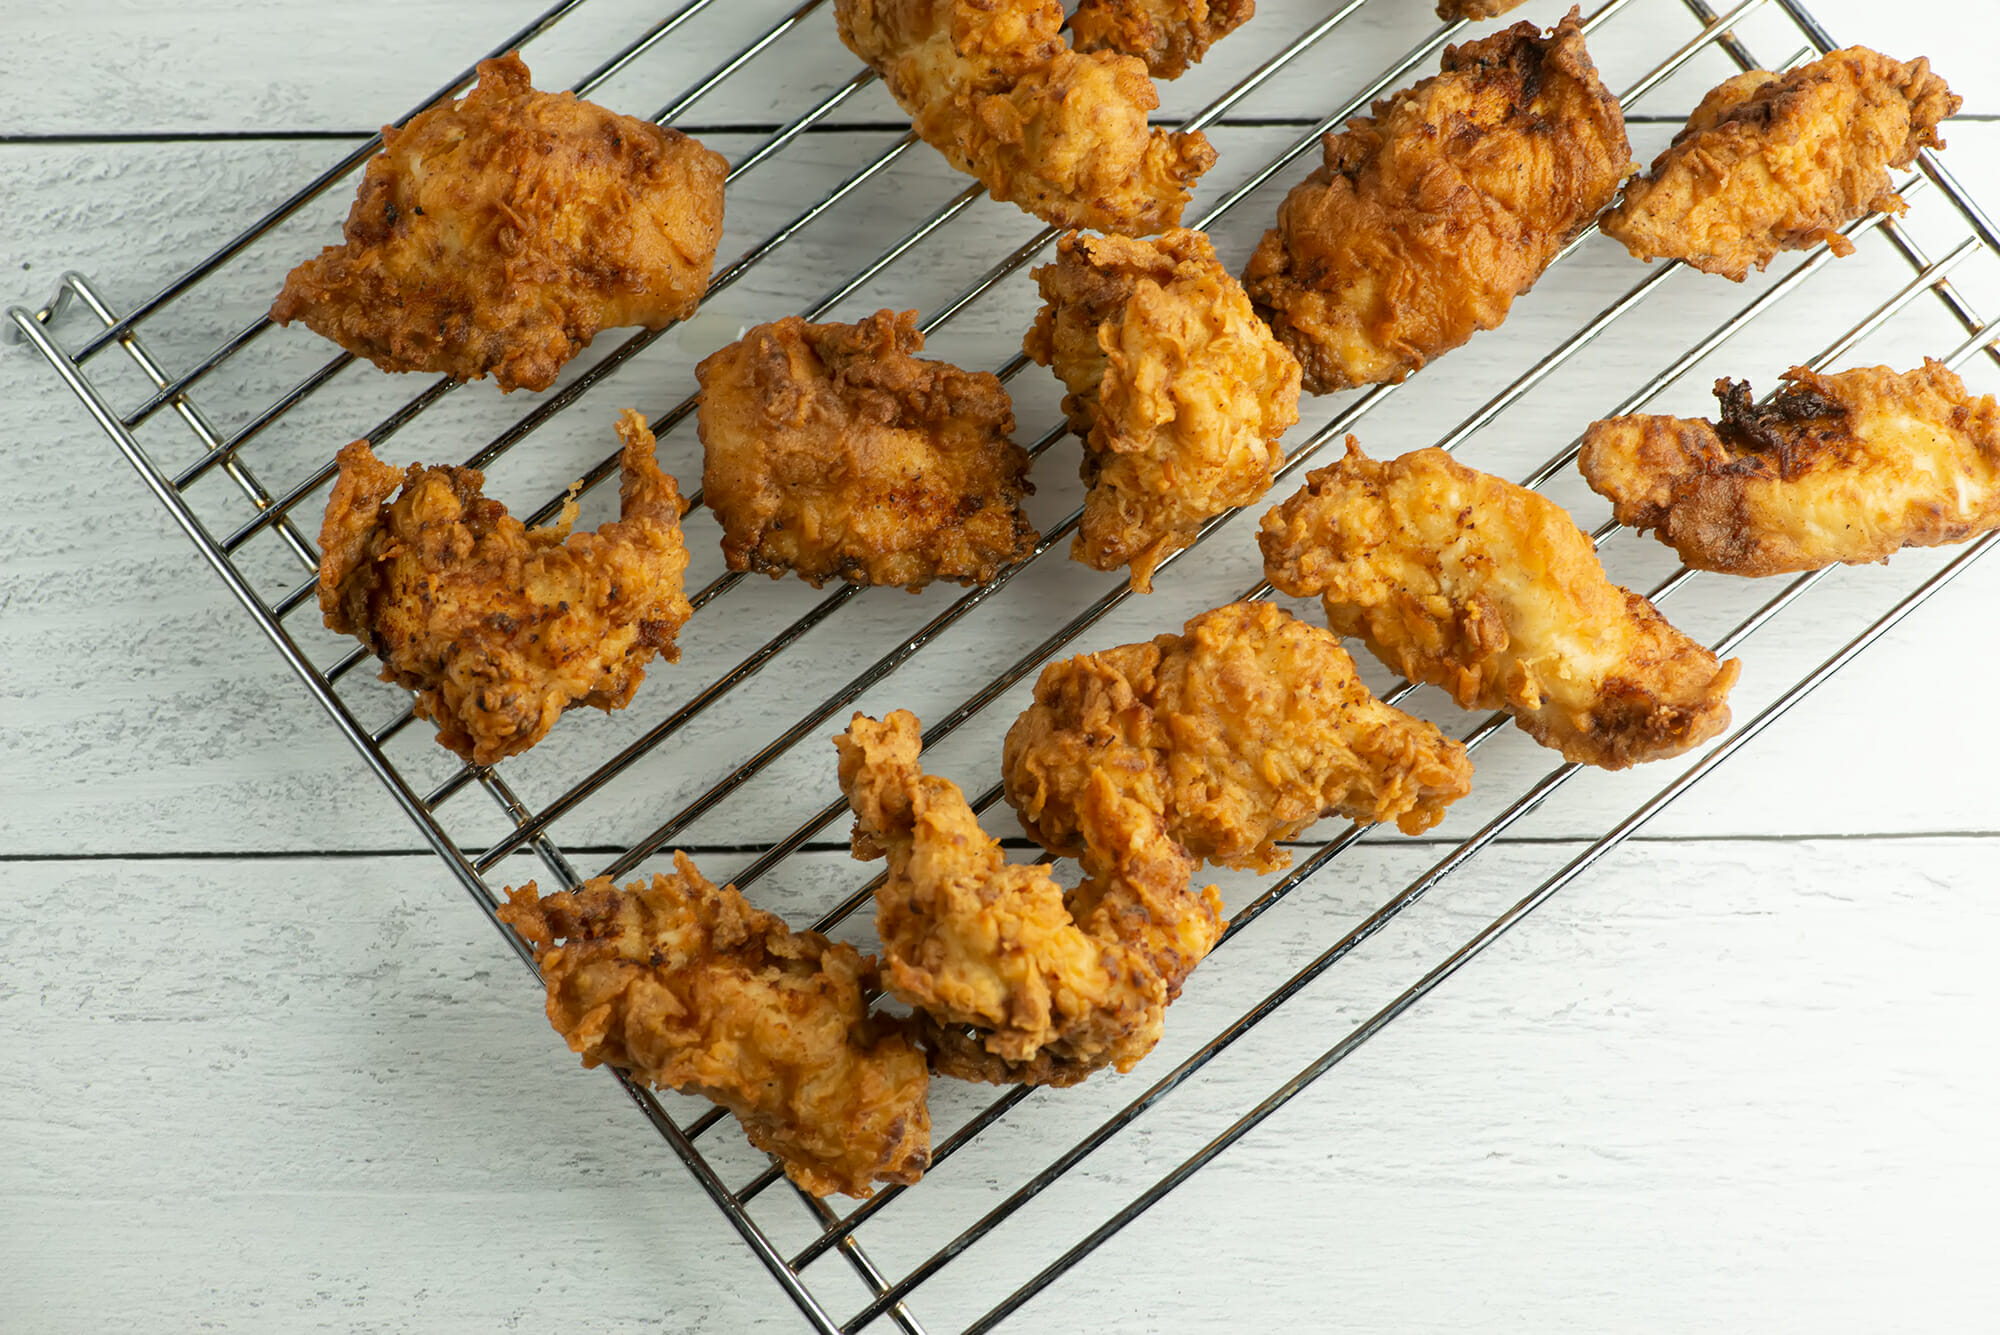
[1712,377,1849,479]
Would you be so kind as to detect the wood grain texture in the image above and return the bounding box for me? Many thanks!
[5,127,1999,855]
[5,843,1994,1332]
[5,0,1994,136]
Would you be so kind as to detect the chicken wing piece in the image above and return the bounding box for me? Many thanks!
[1579,360,2000,576]
[497,854,931,1199]
[835,0,1216,235]
[837,710,1225,1086]
[1599,49,1959,281]
[1024,229,1301,592]
[1004,602,1474,877]
[318,409,692,765]
[1069,0,1255,80]
[696,310,1038,592]
[1241,10,1629,393]
[273,54,728,393]
[1436,0,1529,18]
[1260,440,1740,769]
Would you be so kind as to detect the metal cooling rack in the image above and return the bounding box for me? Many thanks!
[12,0,2000,1329]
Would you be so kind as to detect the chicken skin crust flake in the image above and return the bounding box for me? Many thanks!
[1260,441,1741,770]
[318,409,693,766]
[497,855,931,1199]
[1069,0,1255,81]
[837,710,1225,1087]
[1024,229,1301,592]
[1600,49,1960,281]
[1004,602,1474,878]
[834,0,1216,235]
[696,310,1038,592]
[273,53,728,393]
[1241,10,1630,394]
[1579,360,2000,576]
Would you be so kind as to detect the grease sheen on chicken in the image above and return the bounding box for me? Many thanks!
[497,855,931,1198]
[1260,440,1740,770]
[318,410,692,765]
[1241,10,1629,393]
[835,0,1215,234]
[1003,602,1474,877]
[273,54,727,392]
[1600,49,1960,281]
[1579,360,2000,576]
[1024,229,1301,591]
[837,710,1224,1087]
[697,311,1038,591]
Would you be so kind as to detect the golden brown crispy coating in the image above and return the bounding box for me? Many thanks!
[836,710,1225,1086]
[1600,49,1959,281]
[496,855,930,1198]
[696,310,1037,591]
[1435,0,1529,19]
[1069,0,1255,80]
[273,54,728,392]
[1260,440,1740,769]
[1579,360,2000,576]
[835,0,1216,235]
[1004,603,1474,878]
[1242,10,1629,393]
[1024,230,1301,592]
[318,410,692,765]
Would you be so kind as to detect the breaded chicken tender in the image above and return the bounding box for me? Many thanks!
[497,855,931,1198]
[1024,230,1301,591]
[1260,441,1740,769]
[318,410,692,765]
[1436,0,1529,19]
[1579,360,2000,576]
[1242,10,1629,393]
[835,0,1216,234]
[1070,0,1255,80]
[837,710,1225,1086]
[1600,49,1960,281]
[696,311,1037,591]
[273,54,728,392]
[1004,603,1474,877]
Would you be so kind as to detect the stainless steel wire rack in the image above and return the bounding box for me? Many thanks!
[13,0,2000,1328]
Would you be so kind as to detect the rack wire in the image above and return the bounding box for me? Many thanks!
[12,0,1999,1328]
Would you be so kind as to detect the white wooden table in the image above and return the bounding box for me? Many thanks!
[5,1,1997,1330]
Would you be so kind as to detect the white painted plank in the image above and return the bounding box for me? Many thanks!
[4,0,1994,137]
[5,842,1994,1331]
[6,130,2000,854]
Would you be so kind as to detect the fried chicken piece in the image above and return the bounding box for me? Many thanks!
[1600,50,1960,281]
[835,0,1216,235]
[497,855,930,1198]
[1004,603,1474,879]
[1436,0,1529,19]
[273,54,728,392]
[318,410,692,765]
[836,710,1225,1086]
[696,311,1037,591]
[1069,0,1254,80]
[1024,230,1301,591]
[1579,360,2000,576]
[1260,440,1740,769]
[1242,10,1629,393]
